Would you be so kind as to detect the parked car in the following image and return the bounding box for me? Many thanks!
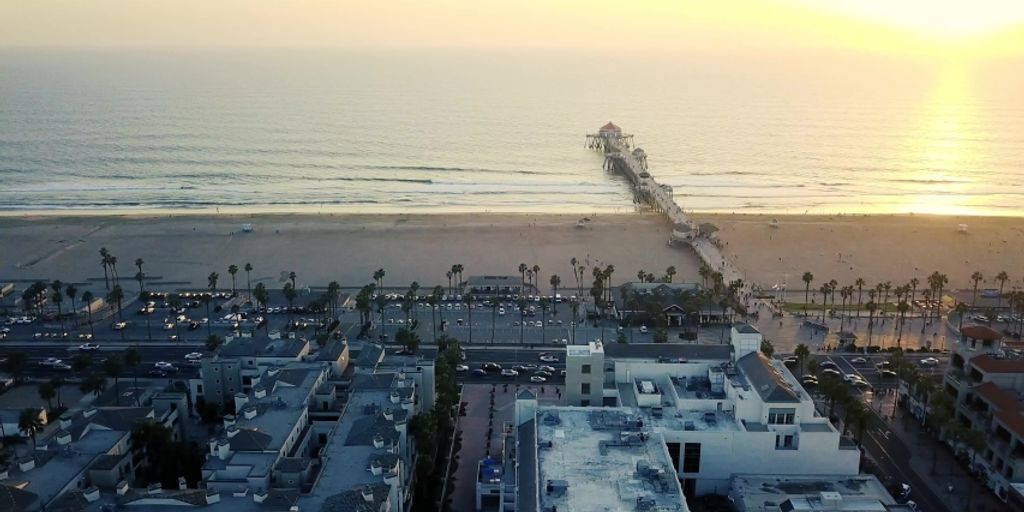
[455,364,469,372]
[481,362,502,372]
[184,352,203,360]
[149,369,168,377]
[530,376,546,383]
[850,357,867,364]
[919,357,940,367]
[40,357,64,367]
[471,369,487,377]
[112,321,127,330]
[639,326,648,334]
[154,361,177,372]
[500,369,519,377]
[820,368,842,377]
[880,369,898,378]
[78,343,100,351]
[539,354,558,363]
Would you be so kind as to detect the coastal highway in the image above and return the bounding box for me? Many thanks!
[0,343,203,378]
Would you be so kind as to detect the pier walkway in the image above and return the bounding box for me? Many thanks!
[587,123,746,288]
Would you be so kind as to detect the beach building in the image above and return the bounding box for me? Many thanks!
[936,324,1024,502]
[463,275,532,297]
[482,324,863,510]
[611,281,729,326]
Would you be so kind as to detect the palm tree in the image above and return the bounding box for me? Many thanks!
[65,284,78,327]
[962,429,986,510]
[81,290,95,337]
[838,286,852,332]
[104,356,124,405]
[970,271,984,307]
[290,271,298,290]
[955,302,968,332]
[927,271,947,321]
[532,265,541,291]
[550,274,561,314]
[446,271,453,295]
[819,284,831,321]
[428,286,442,344]
[518,263,528,289]
[100,247,111,289]
[18,408,43,450]
[327,281,341,320]
[490,300,499,344]
[135,258,145,293]
[49,377,64,409]
[243,263,254,301]
[108,255,119,285]
[896,300,910,345]
[228,264,239,296]
[854,278,865,318]
[208,272,219,295]
[865,300,877,351]
[995,271,1009,308]
[38,382,56,411]
[888,348,906,419]
[665,266,677,283]
[51,282,65,332]
[908,277,919,306]
[794,343,810,377]
[107,285,125,323]
[454,264,465,289]
[802,272,814,314]
[125,348,142,405]
[283,283,298,324]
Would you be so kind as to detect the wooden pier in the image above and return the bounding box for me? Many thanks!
[586,122,746,287]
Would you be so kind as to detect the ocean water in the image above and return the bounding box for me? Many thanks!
[1,49,1022,215]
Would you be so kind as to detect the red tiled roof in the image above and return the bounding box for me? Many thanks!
[973,381,1024,438]
[970,354,1024,373]
[599,122,621,132]
[960,325,1002,341]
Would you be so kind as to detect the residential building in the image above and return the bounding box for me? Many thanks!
[501,323,861,509]
[938,324,1024,502]
[729,474,902,511]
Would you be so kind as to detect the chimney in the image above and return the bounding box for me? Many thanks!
[372,434,385,449]
[389,391,400,404]
[56,430,72,446]
[178,476,188,490]
[227,425,240,438]
[243,405,258,420]
[254,385,267,399]
[369,461,382,476]
[59,415,73,430]
[18,457,35,472]
[83,407,98,419]
[253,490,268,503]
[116,481,129,496]
[148,483,162,495]
[84,486,100,502]
[234,393,250,413]
[383,409,394,421]
[206,490,221,504]
[359,486,374,503]
[217,439,231,460]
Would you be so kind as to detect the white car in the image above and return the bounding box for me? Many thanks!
[184,352,203,360]
[112,321,127,330]
[498,308,506,316]
[154,361,177,372]
[850,357,867,364]
[164,322,175,330]
[821,368,842,377]
[919,357,941,367]
[530,376,546,383]
[40,357,64,367]
[500,369,518,377]
[538,365,556,373]
[539,354,558,363]
[639,325,648,334]
[78,343,100,351]
[455,364,469,372]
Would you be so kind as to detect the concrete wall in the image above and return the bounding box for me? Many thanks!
[565,344,604,406]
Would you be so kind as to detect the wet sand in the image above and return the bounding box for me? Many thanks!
[698,213,1024,293]
[0,212,701,294]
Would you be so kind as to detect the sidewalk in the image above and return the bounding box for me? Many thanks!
[879,396,1004,512]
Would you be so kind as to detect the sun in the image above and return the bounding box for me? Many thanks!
[797,0,1024,39]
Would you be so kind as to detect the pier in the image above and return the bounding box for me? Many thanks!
[586,122,745,287]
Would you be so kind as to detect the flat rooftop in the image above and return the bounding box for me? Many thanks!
[535,407,689,512]
[731,474,895,512]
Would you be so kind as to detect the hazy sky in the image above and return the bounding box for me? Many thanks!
[2,0,1023,57]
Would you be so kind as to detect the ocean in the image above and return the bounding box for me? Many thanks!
[1,49,1022,216]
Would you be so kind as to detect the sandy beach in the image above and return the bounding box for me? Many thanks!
[0,212,701,294]
[698,213,1024,293]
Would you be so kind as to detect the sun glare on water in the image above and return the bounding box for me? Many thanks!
[805,0,1024,38]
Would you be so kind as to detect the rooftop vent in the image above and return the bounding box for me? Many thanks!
[358,486,374,503]
[546,480,569,496]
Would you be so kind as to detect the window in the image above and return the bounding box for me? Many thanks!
[581,383,591,394]
[197,384,204,393]
[666,442,681,471]
[682,443,701,473]
[582,364,592,374]
[768,408,795,425]
[784,435,793,448]
[581,399,590,406]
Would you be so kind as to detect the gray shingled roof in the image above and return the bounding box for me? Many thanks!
[228,428,273,451]
[735,352,799,403]
[0,484,39,512]
[344,414,399,447]
[319,484,390,512]
[275,457,312,472]
[602,343,732,361]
